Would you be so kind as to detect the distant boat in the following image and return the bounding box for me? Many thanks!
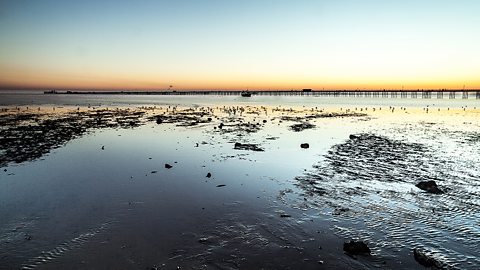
[241,91,252,97]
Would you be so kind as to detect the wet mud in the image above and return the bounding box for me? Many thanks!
[0,108,146,167]
[296,132,480,269]
[1,103,479,269]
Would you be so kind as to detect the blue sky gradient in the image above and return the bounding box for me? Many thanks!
[1,0,479,90]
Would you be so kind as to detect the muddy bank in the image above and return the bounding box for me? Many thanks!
[0,108,146,167]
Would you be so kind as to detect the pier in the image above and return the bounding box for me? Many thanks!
[44,89,480,99]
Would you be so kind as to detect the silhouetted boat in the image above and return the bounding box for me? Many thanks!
[241,91,252,97]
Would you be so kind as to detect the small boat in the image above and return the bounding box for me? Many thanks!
[241,91,252,97]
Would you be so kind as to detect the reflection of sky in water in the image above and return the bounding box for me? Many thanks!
[0,97,479,269]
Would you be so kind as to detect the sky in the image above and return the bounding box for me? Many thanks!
[0,0,479,91]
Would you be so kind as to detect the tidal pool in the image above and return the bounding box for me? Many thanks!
[1,94,479,269]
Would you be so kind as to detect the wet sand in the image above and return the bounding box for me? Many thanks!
[1,100,480,269]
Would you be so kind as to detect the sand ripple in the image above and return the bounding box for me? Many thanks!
[297,133,480,269]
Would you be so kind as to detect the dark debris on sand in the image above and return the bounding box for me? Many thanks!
[416,180,444,194]
[279,112,367,132]
[413,248,445,269]
[0,109,146,167]
[151,110,213,127]
[343,240,371,255]
[233,142,264,152]
[289,122,316,132]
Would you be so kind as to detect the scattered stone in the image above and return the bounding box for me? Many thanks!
[333,207,349,215]
[416,180,444,194]
[300,143,309,149]
[343,240,371,255]
[165,164,173,169]
[280,214,291,218]
[413,248,443,268]
[206,172,212,178]
[234,142,264,152]
[198,237,211,244]
[216,184,226,188]
[101,146,105,150]
[151,171,157,174]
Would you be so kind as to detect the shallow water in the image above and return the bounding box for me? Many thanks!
[1,94,479,269]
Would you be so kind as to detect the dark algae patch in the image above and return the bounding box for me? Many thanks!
[0,109,146,167]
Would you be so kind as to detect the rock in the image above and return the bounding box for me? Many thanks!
[349,134,359,140]
[151,170,157,174]
[413,248,443,268]
[216,184,226,187]
[416,180,444,194]
[280,214,291,218]
[262,119,267,123]
[233,142,264,152]
[165,163,173,169]
[343,240,371,255]
[198,237,210,244]
[206,172,212,178]
[300,143,309,149]
[101,145,105,150]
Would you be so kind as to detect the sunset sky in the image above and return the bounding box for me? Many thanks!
[1,0,479,91]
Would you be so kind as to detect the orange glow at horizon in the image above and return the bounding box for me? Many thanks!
[1,65,479,91]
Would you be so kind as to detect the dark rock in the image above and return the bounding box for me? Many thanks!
[151,171,157,174]
[101,145,105,150]
[416,180,444,194]
[343,240,371,255]
[216,184,226,187]
[206,172,212,178]
[165,163,173,169]
[300,143,309,149]
[413,248,443,268]
[263,119,267,123]
[280,214,291,218]
[234,142,264,152]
